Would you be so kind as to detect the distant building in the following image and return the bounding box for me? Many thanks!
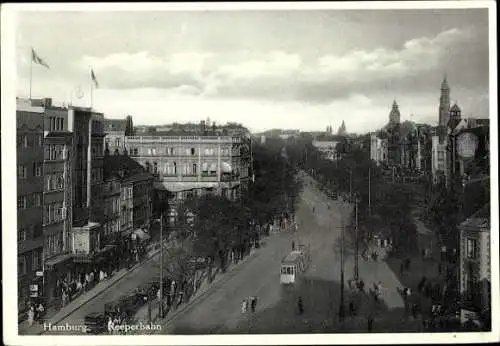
[370,133,388,165]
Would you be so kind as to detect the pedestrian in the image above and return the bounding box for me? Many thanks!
[241,299,248,313]
[36,302,45,322]
[349,300,355,317]
[250,296,257,312]
[367,314,374,332]
[27,305,35,326]
[297,296,304,315]
[107,316,114,334]
[358,279,365,293]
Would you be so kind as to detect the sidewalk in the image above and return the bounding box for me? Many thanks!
[132,246,260,334]
[18,239,170,335]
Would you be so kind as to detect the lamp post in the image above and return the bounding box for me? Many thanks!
[339,203,345,323]
[354,193,360,282]
[153,213,165,319]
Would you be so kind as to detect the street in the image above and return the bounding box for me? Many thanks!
[155,172,416,334]
[40,173,422,335]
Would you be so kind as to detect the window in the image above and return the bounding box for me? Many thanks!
[33,162,43,177]
[209,163,217,174]
[18,228,27,242]
[18,256,27,276]
[23,135,29,148]
[33,193,42,207]
[17,195,27,209]
[153,162,158,174]
[173,162,177,174]
[191,148,195,155]
[193,163,197,175]
[38,135,43,147]
[18,165,28,179]
[168,147,175,155]
[466,238,477,259]
[33,251,40,270]
[128,187,133,198]
[202,162,208,174]
[183,163,189,175]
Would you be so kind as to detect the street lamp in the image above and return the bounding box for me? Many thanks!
[354,193,360,282]
[153,213,165,319]
[339,202,346,323]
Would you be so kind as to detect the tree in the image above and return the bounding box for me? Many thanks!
[189,195,248,272]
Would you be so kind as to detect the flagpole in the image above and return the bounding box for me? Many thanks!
[29,48,33,100]
[90,77,94,110]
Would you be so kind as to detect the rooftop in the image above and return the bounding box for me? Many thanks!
[459,203,490,231]
[103,154,153,182]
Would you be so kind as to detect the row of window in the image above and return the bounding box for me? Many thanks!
[121,187,133,200]
[121,208,133,228]
[48,117,65,132]
[91,168,104,183]
[44,144,67,161]
[17,193,43,210]
[18,251,41,276]
[129,147,234,157]
[46,172,65,192]
[43,202,66,225]
[104,219,120,237]
[465,238,478,260]
[18,162,43,179]
[144,161,237,176]
[17,134,43,149]
[105,197,121,216]
[44,232,62,259]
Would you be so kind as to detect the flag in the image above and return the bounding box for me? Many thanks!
[31,48,50,69]
[91,69,99,88]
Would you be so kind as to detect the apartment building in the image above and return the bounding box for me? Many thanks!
[458,204,491,326]
[16,102,45,313]
[125,133,250,223]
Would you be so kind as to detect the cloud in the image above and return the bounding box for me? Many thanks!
[70,27,483,105]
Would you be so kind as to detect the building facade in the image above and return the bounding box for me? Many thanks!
[125,133,250,223]
[103,116,134,155]
[103,155,153,240]
[370,133,388,165]
[458,204,491,324]
[16,101,45,313]
[42,104,74,304]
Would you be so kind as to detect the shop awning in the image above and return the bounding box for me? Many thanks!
[154,181,240,192]
[44,253,73,270]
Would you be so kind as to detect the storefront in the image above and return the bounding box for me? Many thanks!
[43,253,74,306]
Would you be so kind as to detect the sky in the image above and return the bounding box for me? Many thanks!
[15,6,491,134]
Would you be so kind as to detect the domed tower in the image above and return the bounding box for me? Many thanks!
[389,100,401,125]
[448,102,462,130]
[439,76,450,126]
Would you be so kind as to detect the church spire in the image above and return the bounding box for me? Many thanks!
[439,75,451,126]
[337,120,347,135]
[389,100,401,125]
